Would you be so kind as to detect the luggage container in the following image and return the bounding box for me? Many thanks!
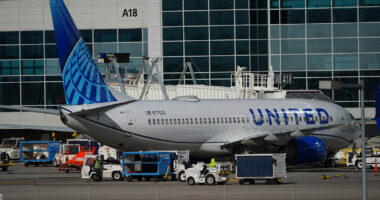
[20,141,61,167]
[122,151,172,182]
[235,154,286,185]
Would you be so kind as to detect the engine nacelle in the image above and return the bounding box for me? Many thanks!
[281,136,327,164]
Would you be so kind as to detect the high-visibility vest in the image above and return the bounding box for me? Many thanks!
[94,160,101,169]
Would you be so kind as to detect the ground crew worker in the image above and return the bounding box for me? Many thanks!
[208,158,216,168]
[94,156,101,176]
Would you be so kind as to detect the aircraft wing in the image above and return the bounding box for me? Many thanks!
[0,105,60,115]
[222,124,347,147]
[0,123,74,132]
[67,100,136,116]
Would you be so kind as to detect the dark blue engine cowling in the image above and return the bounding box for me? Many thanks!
[288,136,327,165]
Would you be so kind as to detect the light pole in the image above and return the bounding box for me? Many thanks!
[319,80,366,200]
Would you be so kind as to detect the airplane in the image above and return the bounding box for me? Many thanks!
[1,0,366,166]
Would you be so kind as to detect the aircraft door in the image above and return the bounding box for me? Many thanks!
[125,112,136,134]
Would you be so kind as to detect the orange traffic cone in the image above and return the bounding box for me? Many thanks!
[375,159,378,176]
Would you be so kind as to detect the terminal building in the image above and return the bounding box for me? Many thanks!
[0,0,379,138]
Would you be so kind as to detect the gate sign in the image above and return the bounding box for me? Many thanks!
[275,73,293,86]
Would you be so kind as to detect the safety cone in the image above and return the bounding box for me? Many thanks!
[375,159,378,176]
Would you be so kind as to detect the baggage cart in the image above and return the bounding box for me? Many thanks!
[235,154,286,185]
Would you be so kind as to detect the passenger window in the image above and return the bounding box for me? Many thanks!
[266,117,269,123]
[315,116,318,122]
[153,119,156,125]
[182,119,185,124]
[241,117,245,123]
[290,117,293,122]
[195,118,198,124]
[170,119,172,124]
[203,118,207,124]
[174,119,177,124]
[208,118,211,123]
[217,118,220,123]
[148,119,151,125]
[190,118,193,124]
[237,117,240,123]
[233,117,236,123]
[162,119,165,124]
[186,118,189,124]
[330,116,333,121]
[157,119,160,125]
[166,119,169,124]
[303,117,306,122]
[199,118,202,124]
[299,117,302,122]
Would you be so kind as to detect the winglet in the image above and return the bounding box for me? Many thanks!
[376,83,380,131]
[49,0,116,105]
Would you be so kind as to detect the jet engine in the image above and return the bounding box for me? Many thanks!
[280,136,327,164]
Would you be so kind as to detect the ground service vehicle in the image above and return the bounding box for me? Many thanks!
[0,137,24,160]
[81,155,123,182]
[185,162,230,185]
[20,141,61,167]
[235,154,286,185]
[347,148,380,169]
[162,151,190,181]
[122,151,172,182]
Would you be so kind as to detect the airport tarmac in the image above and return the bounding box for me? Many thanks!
[1,163,380,200]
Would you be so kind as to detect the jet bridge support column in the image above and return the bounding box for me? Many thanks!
[99,53,130,94]
[178,58,197,85]
[139,57,169,100]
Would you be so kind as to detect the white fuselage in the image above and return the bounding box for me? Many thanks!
[61,98,359,157]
